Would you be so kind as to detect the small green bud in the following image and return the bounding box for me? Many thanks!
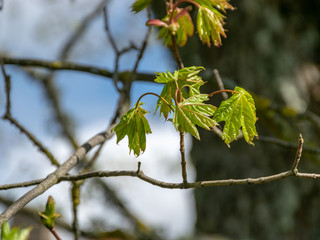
[39,196,62,230]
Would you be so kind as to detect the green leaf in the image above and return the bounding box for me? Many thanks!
[154,66,205,119]
[173,94,217,139]
[213,87,258,146]
[131,0,152,13]
[157,7,194,47]
[195,0,234,46]
[112,103,152,157]
[39,196,62,230]
[1,221,32,240]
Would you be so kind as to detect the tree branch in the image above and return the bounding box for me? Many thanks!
[2,57,155,83]
[1,135,316,193]
[0,127,115,227]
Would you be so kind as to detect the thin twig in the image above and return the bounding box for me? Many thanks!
[50,228,62,240]
[71,181,81,240]
[3,115,60,167]
[213,69,228,100]
[103,6,138,92]
[1,59,11,115]
[180,131,188,184]
[131,7,152,75]
[60,0,109,60]
[1,60,60,167]
[171,35,184,69]
[291,133,304,174]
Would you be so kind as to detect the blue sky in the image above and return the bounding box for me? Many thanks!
[0,0,195,239]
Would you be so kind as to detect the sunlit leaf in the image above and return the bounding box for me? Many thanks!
[1,221,32,240]
[131,0,152,13]
[112,103,152,157]
[213,87,258,146]
[173,94,217,139]
[154,66,205,119]
[195,0,234,46]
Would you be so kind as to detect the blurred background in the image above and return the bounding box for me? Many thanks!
[1,0,320,239]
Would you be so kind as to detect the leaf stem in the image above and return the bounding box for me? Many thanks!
[135,92,173,110]
[208,89,238,98]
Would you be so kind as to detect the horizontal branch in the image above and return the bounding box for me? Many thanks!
[1,166,320,192]
[0,135,314,191]
[2,57,155,83]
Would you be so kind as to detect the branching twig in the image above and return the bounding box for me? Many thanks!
[103,6,138,92]
[0,126,114,227]
[0,136,318,192]
[1,60,60,167]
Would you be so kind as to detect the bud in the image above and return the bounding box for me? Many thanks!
[39,196,62,230]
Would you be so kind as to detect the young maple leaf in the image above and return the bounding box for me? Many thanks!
[173,94,217,139]
[195,0,235,47]
[154,66,205,119]
[213,87,258,146]
[112,103,152,157]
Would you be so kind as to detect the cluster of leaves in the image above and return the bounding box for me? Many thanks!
[112,67,258,156]
[1,222,32,240]
[132,0,234,47]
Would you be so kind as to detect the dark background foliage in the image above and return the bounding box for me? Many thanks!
[155,0,320,239]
